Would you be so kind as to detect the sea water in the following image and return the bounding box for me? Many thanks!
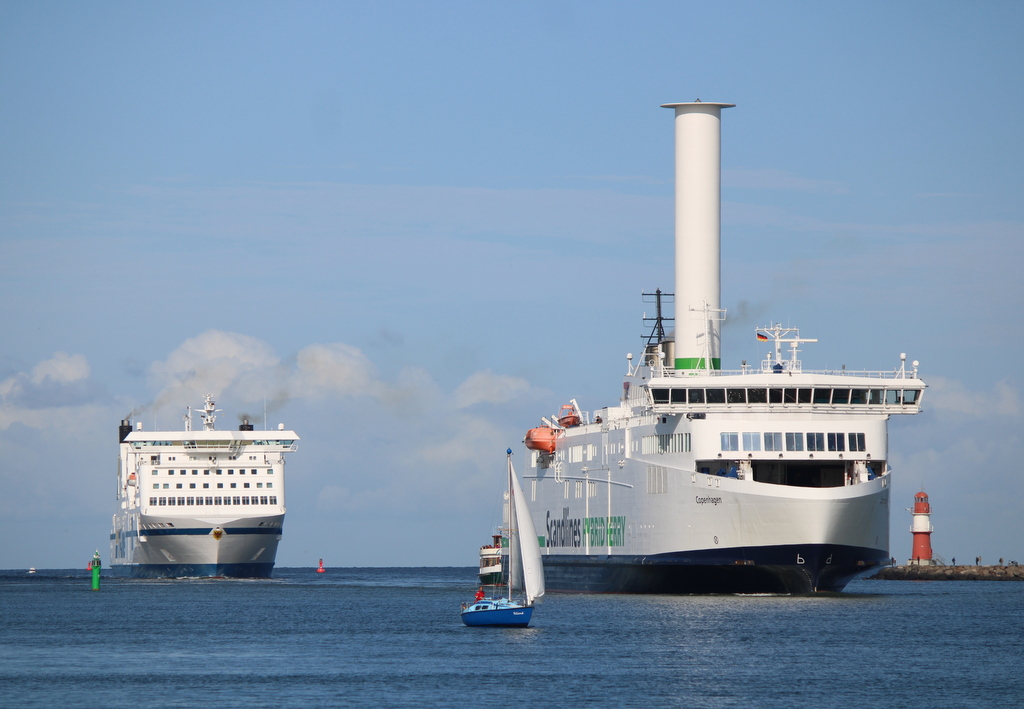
[1,567,1022,708]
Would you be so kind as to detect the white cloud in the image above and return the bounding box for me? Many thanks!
[453,370,531,408]
[925,376,1020,418]
[30,351,89,385]
[146,330,281,413]
[290,343,378,399]
[0,351,97,431]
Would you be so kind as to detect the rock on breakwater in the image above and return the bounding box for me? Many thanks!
[872,565,1024,581]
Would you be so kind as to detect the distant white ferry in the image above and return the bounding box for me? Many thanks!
[109,395,299,578]
[519,102,925,593]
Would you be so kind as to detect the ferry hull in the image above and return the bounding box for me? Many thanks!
[541,543,886,594]
[110,513,284,579]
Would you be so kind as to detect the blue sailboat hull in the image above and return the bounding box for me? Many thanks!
[460,600,533,627]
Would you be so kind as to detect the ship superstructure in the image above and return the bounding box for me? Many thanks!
[109,395,298,578]
[521,102,925,593]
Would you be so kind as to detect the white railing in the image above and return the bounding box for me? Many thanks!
[653,366,918,380]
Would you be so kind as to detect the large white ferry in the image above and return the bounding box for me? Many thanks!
[520,102,925,593]
[109,395,298,578]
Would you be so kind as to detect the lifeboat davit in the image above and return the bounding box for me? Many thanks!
[524,426,560,454]
[557,404,581,428]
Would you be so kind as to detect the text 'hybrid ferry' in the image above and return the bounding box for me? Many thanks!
[110,395,298,578]
[520,101,925,594]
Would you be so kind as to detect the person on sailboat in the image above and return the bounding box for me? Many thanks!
[475,587,485,601]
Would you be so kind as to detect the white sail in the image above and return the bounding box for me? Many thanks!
[509,457,545,605]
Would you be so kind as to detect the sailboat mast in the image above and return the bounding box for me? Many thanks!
[507,452,514,602]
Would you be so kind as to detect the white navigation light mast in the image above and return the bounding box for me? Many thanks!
[660,100,734,371]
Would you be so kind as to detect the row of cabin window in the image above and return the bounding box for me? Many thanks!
[154,469,272,475]
[149,495,278,506]
[133,440,294,447]
[153,481,273,490]
[651,388,920,406]
[721,432,867,452]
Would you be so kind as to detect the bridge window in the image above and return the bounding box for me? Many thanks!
[827,433,845,452]
[671,389,687,403]
[769,388,784,403]
[764,432,783,451]
[832,389,850,405]
[688,389,705,403]
[813,389,831,404]
[706,389,726,404]
[727,389,747,404]
[850,389,867,404]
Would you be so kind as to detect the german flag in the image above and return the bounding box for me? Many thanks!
[756,333,768,341]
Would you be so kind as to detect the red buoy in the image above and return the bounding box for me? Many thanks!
[316,558,326,573]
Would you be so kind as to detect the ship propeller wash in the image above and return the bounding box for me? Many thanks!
[520,102,925,593]
[110,395,298,578]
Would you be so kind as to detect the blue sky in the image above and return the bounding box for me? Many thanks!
[2,2,1022,568]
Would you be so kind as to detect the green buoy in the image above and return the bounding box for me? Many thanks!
[88,550,101,591]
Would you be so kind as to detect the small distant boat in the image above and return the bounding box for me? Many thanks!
[477,534,502,586]
[316,559,326,573]
[27,568,36,574]
[461,450,545,627]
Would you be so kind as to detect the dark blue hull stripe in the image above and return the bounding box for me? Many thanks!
[110,527,281,540]
[107,563,275,579]
[539,543,887,594]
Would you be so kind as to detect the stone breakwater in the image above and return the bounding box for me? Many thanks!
[872,565,1024,581]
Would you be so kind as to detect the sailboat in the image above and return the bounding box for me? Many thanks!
[461,449,545,627]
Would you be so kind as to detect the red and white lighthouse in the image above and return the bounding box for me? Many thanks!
[909,491,934,566]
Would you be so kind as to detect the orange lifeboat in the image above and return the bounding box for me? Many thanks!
[557,404,581,428]
[524,425,560,454]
